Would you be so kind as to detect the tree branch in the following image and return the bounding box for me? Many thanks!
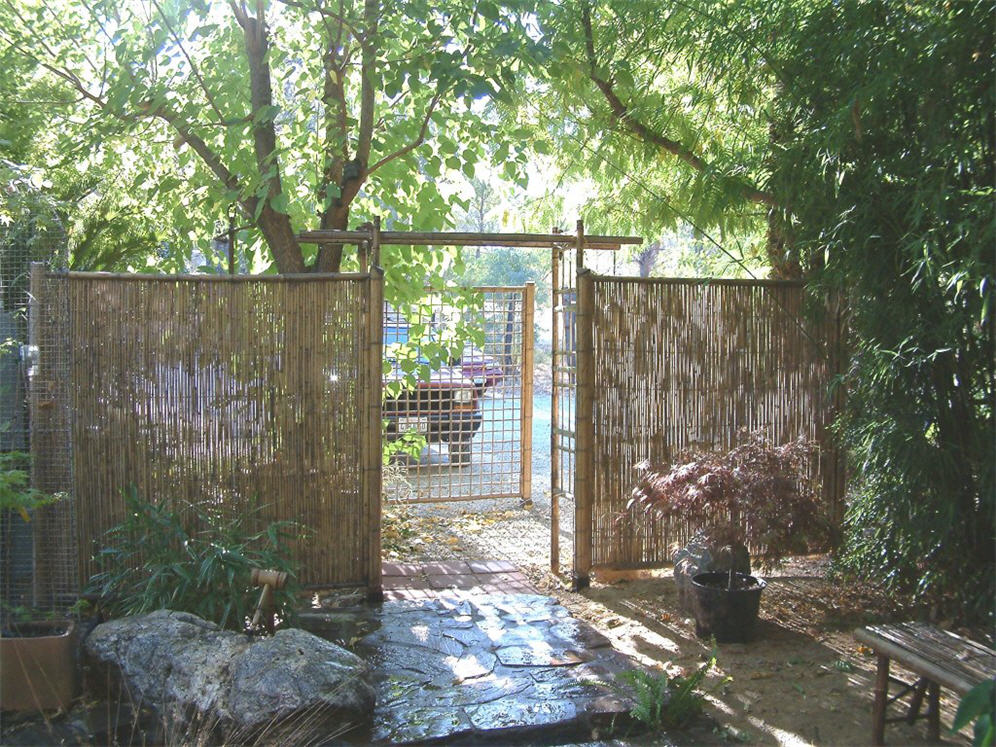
[150,0,230,125]
[367,92,442,174]
[318,23,350,219]
[354,0,378,169]
[580,4,776,207]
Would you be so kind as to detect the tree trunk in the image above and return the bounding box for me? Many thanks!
[766,209,802,280]
[237,8,305,274]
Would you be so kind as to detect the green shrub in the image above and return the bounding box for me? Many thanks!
[0,451,57,520]
[87,486,302,631]
[953,679,995,747]
[619,654,718,731]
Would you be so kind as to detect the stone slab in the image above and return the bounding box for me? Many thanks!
[302,593,634,744]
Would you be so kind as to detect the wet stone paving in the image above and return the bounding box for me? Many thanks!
[301,593,635,744]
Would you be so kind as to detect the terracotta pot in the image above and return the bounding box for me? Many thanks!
[1,620,78,711]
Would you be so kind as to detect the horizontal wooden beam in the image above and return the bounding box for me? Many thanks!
[297,229,641,250]
[587,273,805,288]
[51,271,370,282]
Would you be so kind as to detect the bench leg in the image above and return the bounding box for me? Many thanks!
[873,654,890,745]
[907,677,928,724]
[926,681,940,742]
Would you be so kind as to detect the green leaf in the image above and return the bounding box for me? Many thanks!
[953,680,995,732]
[269,191,289,214]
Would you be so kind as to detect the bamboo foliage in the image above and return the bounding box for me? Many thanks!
[582,276,842,569]
[44,272,376,588]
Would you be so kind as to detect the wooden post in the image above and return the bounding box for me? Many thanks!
[573,266,594,589]
[576,219,585,272]
[358,237,368,274]
[519,282,535,503]
[872,654,890,746]
[926,681,940,741]
[227,206,236,275]
[365,217,384,600]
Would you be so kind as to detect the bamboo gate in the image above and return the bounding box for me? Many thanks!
[572,271,844,586]
[28,264,385,598]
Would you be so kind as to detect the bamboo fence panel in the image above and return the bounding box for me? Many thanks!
[584,276,842,570]
[59,273,374,588]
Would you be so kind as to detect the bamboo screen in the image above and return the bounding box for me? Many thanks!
[582,276,842,570]
[58,273,376,588]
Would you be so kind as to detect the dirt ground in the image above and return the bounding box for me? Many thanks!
[531,560,978,746]
[385,502,980,747]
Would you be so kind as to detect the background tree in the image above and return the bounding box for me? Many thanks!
[1,0,539,277]
[771,0,994,623]
[516,0,779,274]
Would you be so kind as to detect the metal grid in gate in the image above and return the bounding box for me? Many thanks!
[383,286,534,503]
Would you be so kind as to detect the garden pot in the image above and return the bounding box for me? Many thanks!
[0,620,78,711]
[690,571,766,643]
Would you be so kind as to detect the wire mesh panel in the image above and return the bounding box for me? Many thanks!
[579,276,842,571]
[26,267,77,609]
[34,272,377,589]
[1,246,76,612]
[383,287,533,503]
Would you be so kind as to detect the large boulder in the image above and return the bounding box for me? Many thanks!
[672,532,750,611]
[84,610,374,740]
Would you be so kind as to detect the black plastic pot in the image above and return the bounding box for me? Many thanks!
[690,571,766,643]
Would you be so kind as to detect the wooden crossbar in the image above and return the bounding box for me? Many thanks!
[297,229,641,250]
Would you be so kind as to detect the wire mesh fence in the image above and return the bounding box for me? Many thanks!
[383,286,534,504]
[551,244,578,574]
[1,224,73,613]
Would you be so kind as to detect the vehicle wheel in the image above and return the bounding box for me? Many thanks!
[448,439,472,466]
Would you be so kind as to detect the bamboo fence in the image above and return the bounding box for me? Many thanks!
[575,275,843,578]
[33,270,381,591]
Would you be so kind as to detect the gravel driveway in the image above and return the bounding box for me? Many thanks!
[384,390,577,576]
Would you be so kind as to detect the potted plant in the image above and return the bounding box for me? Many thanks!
[626,431,828,643]
[0,452,78,712]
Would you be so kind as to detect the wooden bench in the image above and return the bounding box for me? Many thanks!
[854,622,995,745]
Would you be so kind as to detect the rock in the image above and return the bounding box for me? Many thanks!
[672,532,750,610]
[84,610,374,740]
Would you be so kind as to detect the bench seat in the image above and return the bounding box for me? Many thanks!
[854,622,995,745]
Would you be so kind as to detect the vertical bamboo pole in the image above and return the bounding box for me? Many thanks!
[576,219,585,272]
[358,239,369,274]
[519,282,535,503]
[365,217,384,600]
[550,242,561,574]
[574,251,594,587]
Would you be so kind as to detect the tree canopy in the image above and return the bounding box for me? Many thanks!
[1,0,540,275]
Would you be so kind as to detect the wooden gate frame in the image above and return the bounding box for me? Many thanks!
[300,221,641,514]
